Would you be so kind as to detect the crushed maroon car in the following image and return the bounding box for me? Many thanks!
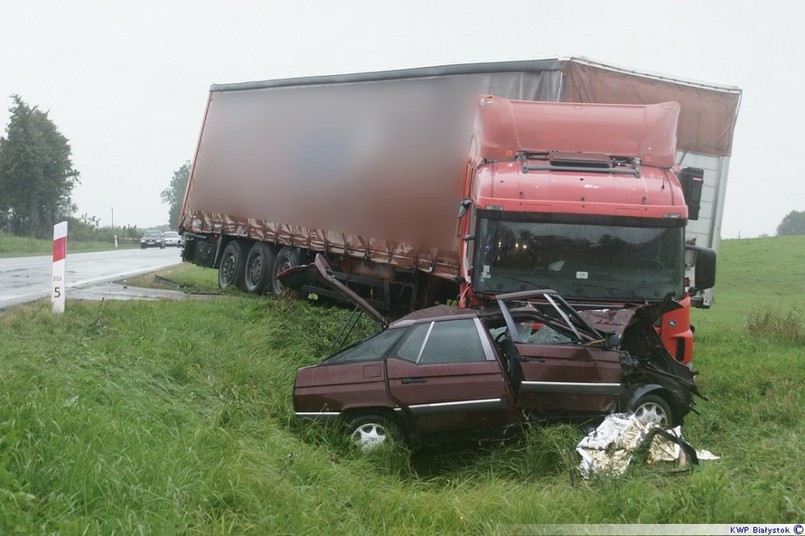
[282,255,703,452]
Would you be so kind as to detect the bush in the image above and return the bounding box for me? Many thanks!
[745,306,801,340]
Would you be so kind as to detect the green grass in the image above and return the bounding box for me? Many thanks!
[0,230,136,257]
[696,235,805,328]
[119,263,221,294]
[0,236,804,533]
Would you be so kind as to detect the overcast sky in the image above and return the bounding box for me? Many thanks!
[1,0,802,238]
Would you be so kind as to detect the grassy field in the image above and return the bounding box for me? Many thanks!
[0,236,803,533]
[0,231,137,257]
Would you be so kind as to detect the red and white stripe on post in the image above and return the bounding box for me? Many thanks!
[52,221,68,314]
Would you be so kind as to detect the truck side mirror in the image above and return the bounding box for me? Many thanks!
[457,198,472,218]
[678,167,704,221]
[685,245,717,291]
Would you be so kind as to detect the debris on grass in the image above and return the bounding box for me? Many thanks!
[576,413,719,478]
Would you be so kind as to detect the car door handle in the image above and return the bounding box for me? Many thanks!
[401,377,427,385]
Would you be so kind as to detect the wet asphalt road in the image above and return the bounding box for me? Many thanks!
[0,247,184,310]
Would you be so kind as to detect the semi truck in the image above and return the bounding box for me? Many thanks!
[179,57,741,364]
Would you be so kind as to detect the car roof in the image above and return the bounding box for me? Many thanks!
[389,305,478,327]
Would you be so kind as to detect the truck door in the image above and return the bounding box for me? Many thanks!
[386,318,513,434]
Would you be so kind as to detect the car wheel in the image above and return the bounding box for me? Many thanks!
[218,241,246,290]
[347,414,400,452]
[271,246,303,297]
[244,243,276,295]
[630,393,675,428]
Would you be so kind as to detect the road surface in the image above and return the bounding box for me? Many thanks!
[0,247,184,310]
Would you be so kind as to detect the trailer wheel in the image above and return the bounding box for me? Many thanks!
[218,241,246,290]
[271,247,302,297]
[244,243,276,295]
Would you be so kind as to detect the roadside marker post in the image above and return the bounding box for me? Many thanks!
[52,221,68,314]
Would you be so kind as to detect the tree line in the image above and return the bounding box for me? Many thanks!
[0,96,79,238]
[0,95,189,241]
[777,210,805,236]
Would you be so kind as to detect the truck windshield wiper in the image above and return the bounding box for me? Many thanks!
[485,272,648,304]
[479,273,552,292]
[565,279,648,304]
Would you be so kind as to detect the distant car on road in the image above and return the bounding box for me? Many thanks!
[140,230,165,249]
[162,231,182,248]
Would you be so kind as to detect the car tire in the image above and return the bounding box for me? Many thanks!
[218,241,246,290]
[244,243,276,295]
[271,247,303,297]
[630,393,675,428]
[347,414,400,452]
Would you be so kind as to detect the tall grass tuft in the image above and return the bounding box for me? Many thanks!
[744,306,801,340]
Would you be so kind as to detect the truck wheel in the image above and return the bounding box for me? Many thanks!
[630,393,675,428]
[271,247,302,296]
[347,414,400,452]
[218,241,246,290]
[244,243,276,295]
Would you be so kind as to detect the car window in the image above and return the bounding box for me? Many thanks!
[395,323,430,363]
[325,328,404,364]
[525,324,574,344]
[487,317,575,346]
[394,319,486,365]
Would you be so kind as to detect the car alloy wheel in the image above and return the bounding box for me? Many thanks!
[348,414,399,452]
[631,394,673,428]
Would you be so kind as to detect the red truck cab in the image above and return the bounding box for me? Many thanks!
[458,97,711,363]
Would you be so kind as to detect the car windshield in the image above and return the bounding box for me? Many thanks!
[164,232,178,238]
[472,215,685,302]
[144,231,161,238]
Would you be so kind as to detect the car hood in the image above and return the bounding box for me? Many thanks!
[578,294,683,338]
[276,254,389,328]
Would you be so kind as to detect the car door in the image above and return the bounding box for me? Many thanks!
[514,324,623,416]
[385,317,514,434]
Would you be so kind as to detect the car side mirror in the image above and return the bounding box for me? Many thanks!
[605,332,622,349]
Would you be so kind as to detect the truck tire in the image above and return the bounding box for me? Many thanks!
[271,247,303,297]
[244,243,276,295]
[218,241,246,290]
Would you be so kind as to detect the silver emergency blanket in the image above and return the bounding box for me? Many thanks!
[576,413,719,478]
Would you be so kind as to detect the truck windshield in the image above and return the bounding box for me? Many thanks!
[472,215,685,302]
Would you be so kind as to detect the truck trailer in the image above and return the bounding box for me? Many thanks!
[179,57,741,364]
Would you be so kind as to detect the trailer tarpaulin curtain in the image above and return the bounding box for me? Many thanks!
[464,71,565,102]
[560,60,741,157]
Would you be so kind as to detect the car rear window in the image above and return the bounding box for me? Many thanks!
[325,328,404,364]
